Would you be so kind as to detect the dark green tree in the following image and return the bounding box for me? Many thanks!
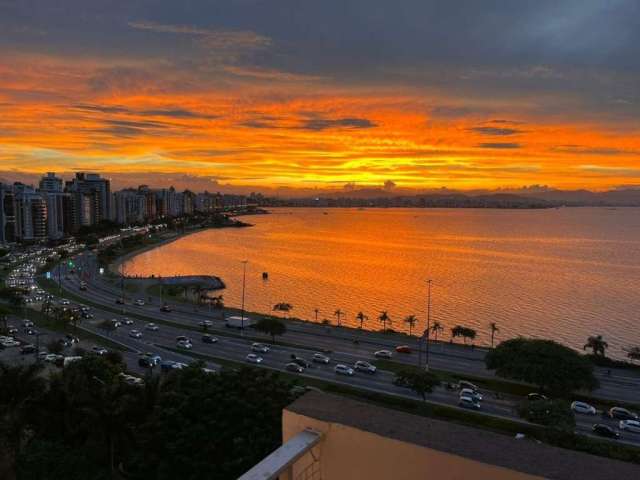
[584,335,608,357]
[517,398,576,431]
[254,317,287,343]
[485,338,598,397]
[393,368,440,401]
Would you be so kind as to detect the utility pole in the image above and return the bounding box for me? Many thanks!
[240,260,248,334]
[425,279,432,371]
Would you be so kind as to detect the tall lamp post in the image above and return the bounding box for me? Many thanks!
[425,279,432,371]
[240,260,248,334]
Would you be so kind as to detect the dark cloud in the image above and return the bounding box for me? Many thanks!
[552,145,627,155]
[477,143,521,149]
[470,127,523,136]
[299,117,376,131]
[72,104,217,120]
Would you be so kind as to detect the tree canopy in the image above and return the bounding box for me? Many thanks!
[254,317,287,342]
[485,338,598,397]
[393,368,440,401]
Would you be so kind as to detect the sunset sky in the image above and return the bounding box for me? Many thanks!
[1,1,639,192]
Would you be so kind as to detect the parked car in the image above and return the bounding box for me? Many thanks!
[395,345,412,354]
[374,349,393,359]
[129,329,142,339]
[620,420,640,434]
[246,353,263,364]
[592,424,620,439]
[1,338,20,348]
[609,407,638,420]
[20,344,37,354]
[354,360,377,374]
[202,334,218,344]
[286,362,304,373]
[571,401,597,415]
[527,393,548,402]
[92,346,108,356]
[177,339,192,350]
[334,364,355,376]
[252,342,270,353]
[145,323,159,331]
[135,299,145,306]
[460,388,483,402]
[459,395,481,410]
[312,353,330,364]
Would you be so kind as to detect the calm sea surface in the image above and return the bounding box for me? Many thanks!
[123,207,640,357]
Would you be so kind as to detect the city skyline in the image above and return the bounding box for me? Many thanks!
[1,1,640,191]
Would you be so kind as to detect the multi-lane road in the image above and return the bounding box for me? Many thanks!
[32,251,640,446]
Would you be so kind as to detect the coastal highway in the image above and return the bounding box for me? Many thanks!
[34,255,640,446]
[60,251,640,405]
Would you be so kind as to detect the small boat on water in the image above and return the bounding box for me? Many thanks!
[262,272,269,280]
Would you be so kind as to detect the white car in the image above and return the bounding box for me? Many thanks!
[92,346,108,355]
[620,420,640,434]
[571,401,597,415]
[129,330,142,339]
[60,299,70,305]
[145,323,159,331]
[374,350,393,359]
[1,339,20,348]
[246,353,263,364]
[199,320,213,327]
[354,360,377,374]
[251,343,270,353]
[334,364,355,376]
[459,395,481,410]
[44,353,62,363]
[110,319,122,328]
[135,299,145,306]
[118,373,144,386]
[122,317,134,325]
[177,340,193,350]
[312,353,331,364]
[460,388,483,402]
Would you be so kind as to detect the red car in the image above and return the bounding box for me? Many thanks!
[395,345,412,354]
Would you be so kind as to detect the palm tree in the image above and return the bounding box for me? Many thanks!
[404,315,418,336]
[313,308,320,322]
[626,347,640,363]
[451,325,464,343]
[355,311,368,330]
[334,309,344,327]
[489,322,499,348]
[584,335,608,357]
[378,311,391,332]
[430,321,443,342]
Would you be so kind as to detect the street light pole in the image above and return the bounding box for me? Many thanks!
[240,260,248,334]
[425,279,432,371]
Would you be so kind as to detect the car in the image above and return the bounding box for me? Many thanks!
[92,346,108,355]
[45,353,63,363]
[22,319,34,328]
[202,334,218,344]
[459,388,483,402]
[609,407,638,420]
[26,328,38,336]
[115,298,125,304]
[246,353,263,364]
[145,323,159,331]
[60,299,70,305]
[138,354,161,368]
[459,395,481,410]
[122,317,134,325]
[161,360,183,372]
[292,357,312,368]
[79,283,87,291]
[20,344,37,354]
[252,342,270,353]
[118,373,144,386]
[527,393,548,402]
[129,329,142,339]
[395,345,412,354]
[65,334,79,344]
[81,312,94,319]
[458,380,479,392]
[57,339,71,348]
[592,424,620,439]
[1,339,20,348]
[286,362,304,373]
[312,353,330,364]
[199,320,213,327]
[620,420,640,434]
[110,319,122,328]
[334,364,355,376]
[177,339,193,350]
[374,349,392,359]
[354,360,377,374]
[176,335,191,343]
[571,401,597,415]
[7,327,18,335]
[160,304,172,312]
[135,299,145,306]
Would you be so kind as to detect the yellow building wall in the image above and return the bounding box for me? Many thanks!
[283,410,545,480]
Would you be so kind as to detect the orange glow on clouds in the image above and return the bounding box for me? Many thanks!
[1,52,639,191]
